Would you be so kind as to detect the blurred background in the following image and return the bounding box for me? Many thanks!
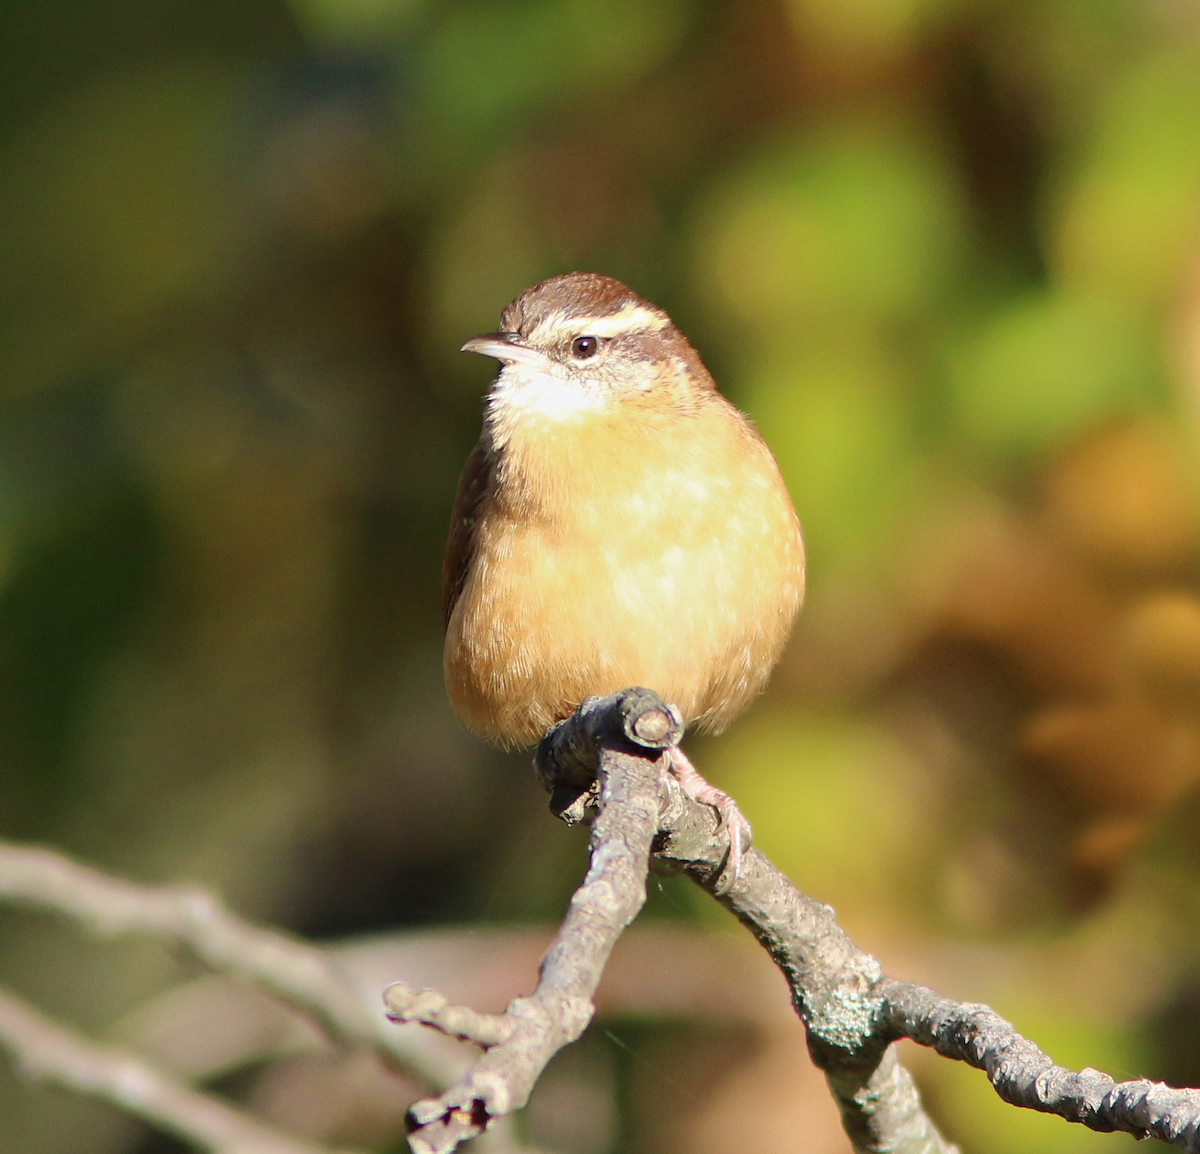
[3,0,1200,1151]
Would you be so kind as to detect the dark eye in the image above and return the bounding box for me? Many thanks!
[570,335,600,360]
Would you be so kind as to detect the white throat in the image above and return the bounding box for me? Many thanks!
[486,362,608,440]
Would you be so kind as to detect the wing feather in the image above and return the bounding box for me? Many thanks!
[442,437,494,628]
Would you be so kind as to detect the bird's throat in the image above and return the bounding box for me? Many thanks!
[487,363,610,449]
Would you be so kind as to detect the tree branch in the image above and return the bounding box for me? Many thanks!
[880,980,1200,1147]
[383,985,513,1049]
[395,689,678,1154]
[0,840,433,1090]
[0,984,353,1154]
[653,819,955,1154]
[389,687,1200,1154]
[4,689,1197,1154]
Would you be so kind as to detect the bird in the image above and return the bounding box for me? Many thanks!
[442,271,804,881]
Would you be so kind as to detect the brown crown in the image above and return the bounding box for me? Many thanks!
[500,272,666,334]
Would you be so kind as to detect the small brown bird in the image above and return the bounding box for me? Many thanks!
[443,272,804,873]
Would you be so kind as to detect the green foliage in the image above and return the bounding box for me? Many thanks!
[0,483,160,835]
[696,119,967,336]
[949,291,1160,456]
[5,0,1200,1149]
[1051,46,1200,307]
[418,0,689,133]
[705,713,934,909]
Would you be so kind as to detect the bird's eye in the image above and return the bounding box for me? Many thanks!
[570,335,600,360]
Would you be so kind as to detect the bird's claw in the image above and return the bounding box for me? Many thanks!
[668,748,752,894]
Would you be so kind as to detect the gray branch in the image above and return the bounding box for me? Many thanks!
[397,690,679,1154]
[0,984,352,1154]
[2,690,1195,1154]
[880,980,1200,1147]
[0,840,433,1090]
[390,687,1200,1154]
[383,985,513,1049]
[652,805,955,1154]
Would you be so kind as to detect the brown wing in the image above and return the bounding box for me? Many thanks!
[442,436,495,628]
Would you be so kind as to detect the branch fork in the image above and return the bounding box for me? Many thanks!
[2,688,1198,1154]
[389,689,680,1154]
[387,687,1200,1154]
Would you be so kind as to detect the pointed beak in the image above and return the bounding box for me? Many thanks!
[461,332,548,369]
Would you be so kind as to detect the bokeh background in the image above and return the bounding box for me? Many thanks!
[4,0,1200,1151]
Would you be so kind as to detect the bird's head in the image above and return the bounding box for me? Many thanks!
[462,272,713,432]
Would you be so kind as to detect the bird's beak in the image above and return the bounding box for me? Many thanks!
[461,332,548,369]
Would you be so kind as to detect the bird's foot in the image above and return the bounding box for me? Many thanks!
[668,748,751,894]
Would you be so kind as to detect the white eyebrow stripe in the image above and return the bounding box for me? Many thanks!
[532,304,670,342]
[585,306,670,337]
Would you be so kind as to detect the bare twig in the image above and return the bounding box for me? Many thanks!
[390,687,1200,1154]
[662,801,1200,1150]
[4,689,1197,1154]
[653,816,955,1154]
[0,840,433,1089]
[0,984,353,1154]
[383,985,513,1048]
[881,980,1200,1148]
[397,689,677,1154]
[652,700,1200,1152]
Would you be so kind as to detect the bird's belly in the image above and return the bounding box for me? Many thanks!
[444,475,801,747]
